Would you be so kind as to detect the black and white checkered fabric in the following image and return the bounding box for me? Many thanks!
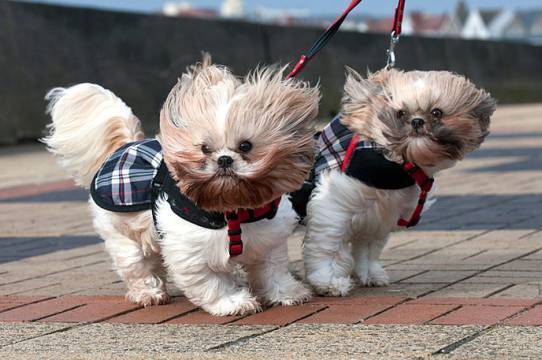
[91,139,163,211]
[313,116,381,180]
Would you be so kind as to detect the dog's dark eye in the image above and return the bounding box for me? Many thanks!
[396,110,406,119]
[201,144,211,155]
[238,141,252,153]
[431,108,443,119]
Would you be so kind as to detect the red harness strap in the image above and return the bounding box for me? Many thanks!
[225,198,281,257]
[341,136,433,228]
[396,162,434,228]
[341,133,361,172]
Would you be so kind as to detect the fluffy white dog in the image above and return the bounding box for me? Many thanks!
[301,68,496,296]
[43,56,320,315]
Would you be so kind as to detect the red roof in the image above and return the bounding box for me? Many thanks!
[409,12,448,33]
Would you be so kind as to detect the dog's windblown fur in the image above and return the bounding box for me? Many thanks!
[303,68,496,296]
[160,57,317,211]
[44,56,320,315]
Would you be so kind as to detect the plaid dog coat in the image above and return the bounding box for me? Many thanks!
[91,139,163,212]
[91,139,280,256]
[313,115,383,182]
[290,116,424,221]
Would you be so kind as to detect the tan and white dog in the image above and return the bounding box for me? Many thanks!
[302,68,496,296]
[44,56,320,315]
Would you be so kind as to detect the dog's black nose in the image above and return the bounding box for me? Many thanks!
[217,155,234,169]
[411,118,425,129]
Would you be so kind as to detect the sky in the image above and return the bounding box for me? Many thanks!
[17,0,542,16]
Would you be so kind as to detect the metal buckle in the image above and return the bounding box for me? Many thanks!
[386,31,401,70]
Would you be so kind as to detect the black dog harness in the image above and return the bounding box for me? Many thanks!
[290,117,433,227]
[91,139,280,256]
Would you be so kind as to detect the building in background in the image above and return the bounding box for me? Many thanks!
[162,1,217,18]
[220,0,244,19]
[161,0,542,45]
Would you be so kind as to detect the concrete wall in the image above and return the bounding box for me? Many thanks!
[1,1,541,144]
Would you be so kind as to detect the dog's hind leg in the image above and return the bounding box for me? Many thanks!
[103,233,169,307]
[92,204,169,307]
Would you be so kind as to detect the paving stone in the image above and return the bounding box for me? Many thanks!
[308,296,405,306]
[427,283,514,298]
[0,180,75,200]
[167,310,242,325]
[400,270,476,284]
[106,297,196,324]
[490,283,542,298]
[463,273,542,284]
[40,300,140,323]
[0,202,93,238]
[0,322,275,356]
[216,324,483,358]
[233,304,326,326]
[494,259,542,274]
[505,305,542,325]
[0,322,68,347]
[349,283,443,298]
[410,297,538,306]
[387,269,428,282]
[431,305,526,325]
[447,326,542,358]
[364,304,458,325]
[298,304,391,324]
[0,297,87,322]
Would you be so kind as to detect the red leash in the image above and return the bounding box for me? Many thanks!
[392,0,406,36]
[286,0,364,79]
[288,0,407,78]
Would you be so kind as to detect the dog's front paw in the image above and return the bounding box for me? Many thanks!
[126,285,170,307]
[266,281,312,306]
[357,262,390,287]
[307,272,353,297]
[203,289,261,316]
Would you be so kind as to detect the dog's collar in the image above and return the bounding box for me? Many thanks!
[225,198,281,256]
[343,133,434,228]
[152,162,281,257]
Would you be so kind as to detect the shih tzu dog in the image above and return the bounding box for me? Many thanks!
[298,68,496,296]
[43,56,320,315]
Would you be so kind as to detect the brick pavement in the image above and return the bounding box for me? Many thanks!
[0,104,541,354]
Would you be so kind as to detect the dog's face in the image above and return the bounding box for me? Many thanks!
[160,56,319,211]
[341,68,496,169]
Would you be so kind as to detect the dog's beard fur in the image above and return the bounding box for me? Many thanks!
[341,68,497,168]
[160,56,319,211]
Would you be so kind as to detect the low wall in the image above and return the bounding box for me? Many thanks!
[1,1,541,144]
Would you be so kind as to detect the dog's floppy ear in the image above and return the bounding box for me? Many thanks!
[471,90,497,135]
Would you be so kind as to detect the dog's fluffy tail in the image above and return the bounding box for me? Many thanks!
[43,83,143,188]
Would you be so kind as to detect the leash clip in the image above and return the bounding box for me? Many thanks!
[386,30,400,70]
